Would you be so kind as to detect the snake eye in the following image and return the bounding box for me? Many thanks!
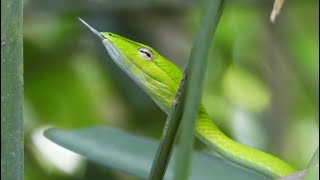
[138,48,154,61]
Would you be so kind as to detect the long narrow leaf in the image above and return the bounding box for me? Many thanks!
[149,72,188,180]
[174,0,224,179]
[44,127,268,180]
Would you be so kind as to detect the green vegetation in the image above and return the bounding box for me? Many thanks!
[1,0,23,179]
[6,0,316,179]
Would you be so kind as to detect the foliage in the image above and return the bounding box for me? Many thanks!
[45,127,268,180]
[21,0,319,179]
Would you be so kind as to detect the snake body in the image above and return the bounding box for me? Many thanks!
[80,19,297,178]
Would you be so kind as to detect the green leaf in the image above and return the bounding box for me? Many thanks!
[223,65,271,113]
[148,73,187,180]
[1,0,24,179]
[44,127,269,180]
[124,1,225,179]
[174,0,224,179]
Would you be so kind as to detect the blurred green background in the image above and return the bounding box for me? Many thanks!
[23,0,318,179]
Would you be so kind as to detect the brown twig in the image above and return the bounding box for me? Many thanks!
[270,0,286,23]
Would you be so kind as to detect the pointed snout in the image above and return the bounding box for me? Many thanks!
[78,18,105,40]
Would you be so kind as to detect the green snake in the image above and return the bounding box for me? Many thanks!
[79,18,297,179]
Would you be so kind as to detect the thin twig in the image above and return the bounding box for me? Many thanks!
[270,0,286,23]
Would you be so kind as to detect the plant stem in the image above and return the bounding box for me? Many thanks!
[174,0,224,179]
[1,0,24,178]
[148,72,188,180]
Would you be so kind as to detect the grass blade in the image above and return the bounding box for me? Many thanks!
[148,72,188,180]
[1,0,24,178]
[174,0,225,179]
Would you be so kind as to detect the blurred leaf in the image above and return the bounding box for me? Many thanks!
[223,65,271,112]
[24,15,81,56]
[25,0,193,14]
[285,120,319,169]
[24,53,114,127]
[44,127,269,180]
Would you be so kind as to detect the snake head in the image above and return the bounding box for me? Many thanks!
[79,18,183,113]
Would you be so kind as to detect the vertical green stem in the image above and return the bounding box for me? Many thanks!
[173,0,224,179]
[1,0,24,179]
[148,72,188,180]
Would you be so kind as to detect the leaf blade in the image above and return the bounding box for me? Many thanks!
[44,127,269,180]
[174,0,225,179]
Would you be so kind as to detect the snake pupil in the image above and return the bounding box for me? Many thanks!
[138,48,154,61]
